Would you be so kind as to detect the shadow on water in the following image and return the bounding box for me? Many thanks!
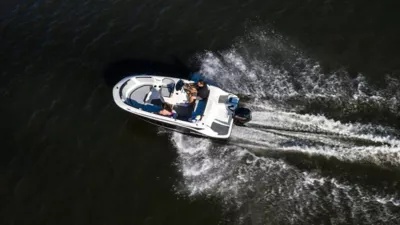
[102,57,198,87]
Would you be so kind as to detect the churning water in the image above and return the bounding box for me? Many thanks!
[171,31,400,225]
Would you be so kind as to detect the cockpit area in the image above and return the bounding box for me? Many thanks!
[120,76,207,122]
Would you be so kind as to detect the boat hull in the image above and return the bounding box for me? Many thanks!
[112,75,238,139]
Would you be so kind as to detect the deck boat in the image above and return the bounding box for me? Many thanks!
[112,75,251,139]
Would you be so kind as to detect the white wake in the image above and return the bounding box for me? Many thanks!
[170,31,400,224]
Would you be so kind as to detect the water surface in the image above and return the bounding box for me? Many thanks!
[1,0,400,224]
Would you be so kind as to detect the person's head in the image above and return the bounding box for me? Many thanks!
[162,103,172,112]
[197,80,206,87]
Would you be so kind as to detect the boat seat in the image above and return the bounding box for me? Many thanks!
[192,99,207,118]
[161,78,175,97]
[160,84,174,97]
[144,87,165,104]
[173,104,194,121]
[128,99,162,113]
[175,79,184,91]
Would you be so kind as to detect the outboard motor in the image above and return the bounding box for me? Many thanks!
[233,107,252,126]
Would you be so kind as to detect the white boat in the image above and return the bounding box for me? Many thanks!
[112,75,251,139]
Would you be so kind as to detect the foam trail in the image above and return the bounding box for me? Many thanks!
[171,31,400,224]
[227,110,400,166]
[195,31,400,166]
[198,32,400,115]
[172,133,400,225]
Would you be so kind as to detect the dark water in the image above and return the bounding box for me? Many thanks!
[1,0,400,224]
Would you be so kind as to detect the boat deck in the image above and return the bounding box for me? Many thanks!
[124,78,207,122]
[113,75,238,139]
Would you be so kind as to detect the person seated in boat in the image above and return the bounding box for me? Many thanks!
[159,103,175,117]
[195,80,210,100]
[188,86,198,104]
[185,80,210,103]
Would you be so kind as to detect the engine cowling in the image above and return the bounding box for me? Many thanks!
[233,107,252,126]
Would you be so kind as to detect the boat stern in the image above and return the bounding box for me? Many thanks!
[200,86,239,139]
